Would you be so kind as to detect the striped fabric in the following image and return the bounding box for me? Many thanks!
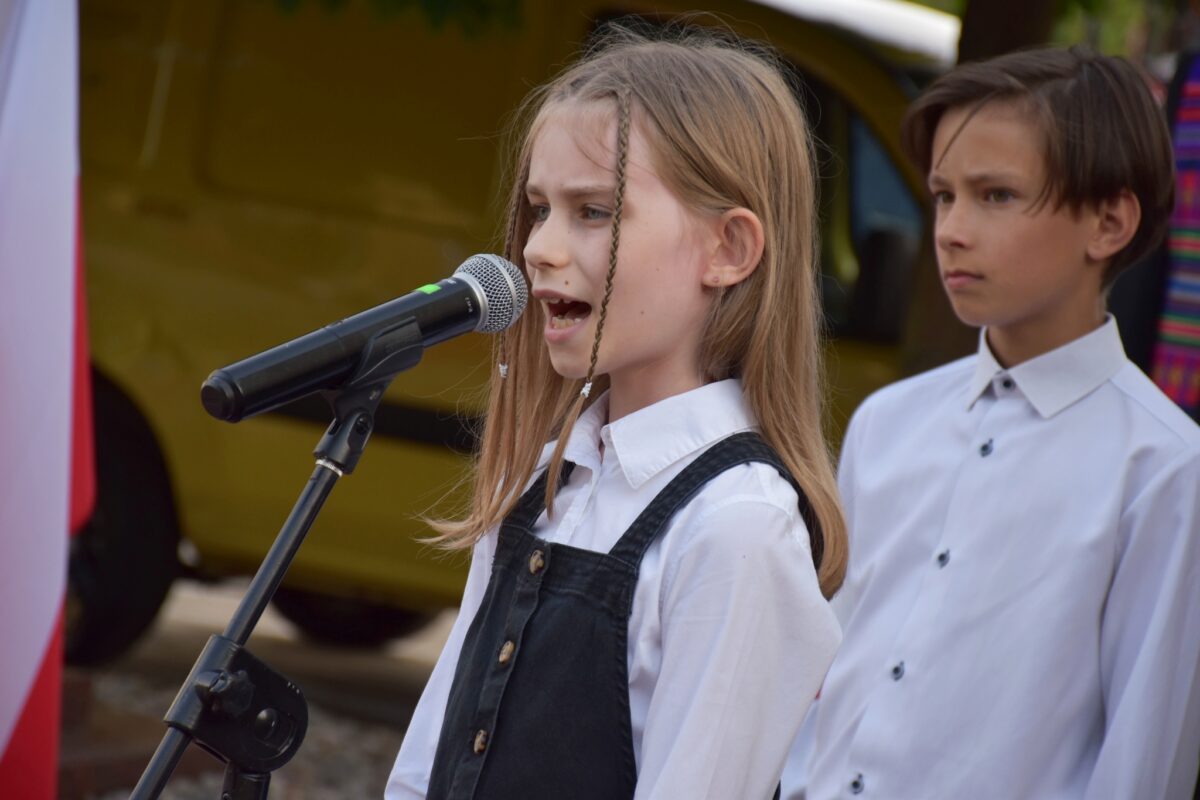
[1153,57,1200,413]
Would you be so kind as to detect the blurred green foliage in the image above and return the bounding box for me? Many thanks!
[914,0,965,13]
[1054,0,1174,55]
[915,0,1177,55]
[273,0,1176,54]
[273,0,521,33]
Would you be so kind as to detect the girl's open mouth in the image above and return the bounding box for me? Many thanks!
[546,299,592,329]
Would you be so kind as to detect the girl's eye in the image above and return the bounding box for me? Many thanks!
[984,188,1014,203]
[931,190,953,206]
[530,204,550,222]
[582,205,611,221]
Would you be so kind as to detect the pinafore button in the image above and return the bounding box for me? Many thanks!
[498,640,516,664]
[528,549,546,574]
[473,729,489,754]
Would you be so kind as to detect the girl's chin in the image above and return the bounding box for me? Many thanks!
[547,355,589,382]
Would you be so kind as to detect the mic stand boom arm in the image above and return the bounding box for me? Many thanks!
[130,318,425,800]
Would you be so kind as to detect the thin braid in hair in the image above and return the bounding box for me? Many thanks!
[542,90,632,511]
[583,91,631,396]
[497,158,531,379]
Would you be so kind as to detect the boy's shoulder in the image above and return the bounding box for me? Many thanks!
[1110,363,1200,453]
[848,353,1200,466]
[854,354,977,422]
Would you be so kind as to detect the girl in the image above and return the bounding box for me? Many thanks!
[387,26,847,800]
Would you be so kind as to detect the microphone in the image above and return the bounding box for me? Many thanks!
[201,254,527,422]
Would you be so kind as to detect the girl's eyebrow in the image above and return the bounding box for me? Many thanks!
[525,182,615,200]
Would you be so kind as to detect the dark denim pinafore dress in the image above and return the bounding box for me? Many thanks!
[426,432,823,800]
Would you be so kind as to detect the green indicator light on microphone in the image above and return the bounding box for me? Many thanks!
[417,284,441,294]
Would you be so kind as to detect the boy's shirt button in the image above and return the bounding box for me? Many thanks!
[890,661,905,680]
[979,439,994,457]
[936,550,951,568]
[850,774,865,794]
[1001,377,1015,390]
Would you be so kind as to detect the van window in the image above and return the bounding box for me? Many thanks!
[849,115,921,255]
[199,2,535,232]
[787,69,855,334]
[844,113,922,341]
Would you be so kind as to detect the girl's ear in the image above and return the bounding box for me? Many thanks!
[1086,189,1140,264]
[702,208,765,288]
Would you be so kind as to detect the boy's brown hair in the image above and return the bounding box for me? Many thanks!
[901,46,1175,285]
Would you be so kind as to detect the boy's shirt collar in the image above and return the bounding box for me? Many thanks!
[557,379,756,490]
[966,315,1126,418]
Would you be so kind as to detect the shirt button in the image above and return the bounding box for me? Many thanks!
[979,439,994,457]
[936,550,950,568]
[850,773,865,794]
[891,661,905,681]
[1001,377,1015,390]
[473,729,488,754]
[528,549,546,574]
[498,640,515,664]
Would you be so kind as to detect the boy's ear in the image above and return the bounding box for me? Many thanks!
[1086,190,1141,264]
[702,208,765,288]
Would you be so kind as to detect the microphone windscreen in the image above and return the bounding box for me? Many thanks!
[457,254,527,333]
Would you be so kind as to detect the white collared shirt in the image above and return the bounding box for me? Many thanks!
[785,318,1200,800]
[387,379,841,800]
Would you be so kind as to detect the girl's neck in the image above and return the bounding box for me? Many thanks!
[605,362,707,422]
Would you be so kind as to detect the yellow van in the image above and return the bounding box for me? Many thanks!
[73,0,956,662]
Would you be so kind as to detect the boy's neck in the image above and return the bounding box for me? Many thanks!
[985,302,1106,368]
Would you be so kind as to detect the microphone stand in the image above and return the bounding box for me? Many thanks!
[130,319,426,800]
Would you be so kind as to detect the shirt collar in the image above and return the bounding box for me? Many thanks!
[965,316,1126,418]
[556,379,757,490]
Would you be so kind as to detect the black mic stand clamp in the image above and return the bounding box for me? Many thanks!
[131,320,425,800]
[161,636,307,800]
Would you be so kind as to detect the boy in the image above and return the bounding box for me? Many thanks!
[786,47,1200,799]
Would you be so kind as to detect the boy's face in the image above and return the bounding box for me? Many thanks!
[928,100,1106,363]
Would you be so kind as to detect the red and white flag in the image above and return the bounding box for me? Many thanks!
[0,1,91,797]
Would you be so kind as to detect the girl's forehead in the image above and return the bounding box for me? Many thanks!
[533,102,617,160]
[528,100,658,188]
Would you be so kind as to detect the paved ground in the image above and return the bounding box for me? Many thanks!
[70,580,456,799]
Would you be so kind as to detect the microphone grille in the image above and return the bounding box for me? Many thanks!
[456,254,528,333]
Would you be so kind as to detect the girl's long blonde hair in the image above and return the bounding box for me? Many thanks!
[430,25,847,598]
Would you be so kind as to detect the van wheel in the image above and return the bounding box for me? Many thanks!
[271,587,431,648]
[66,373,180,666]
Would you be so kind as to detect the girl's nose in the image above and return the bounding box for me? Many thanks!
[524,211,569,272]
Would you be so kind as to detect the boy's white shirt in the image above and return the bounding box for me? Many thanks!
[387,378,841,800]
[785,317,1200,800]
